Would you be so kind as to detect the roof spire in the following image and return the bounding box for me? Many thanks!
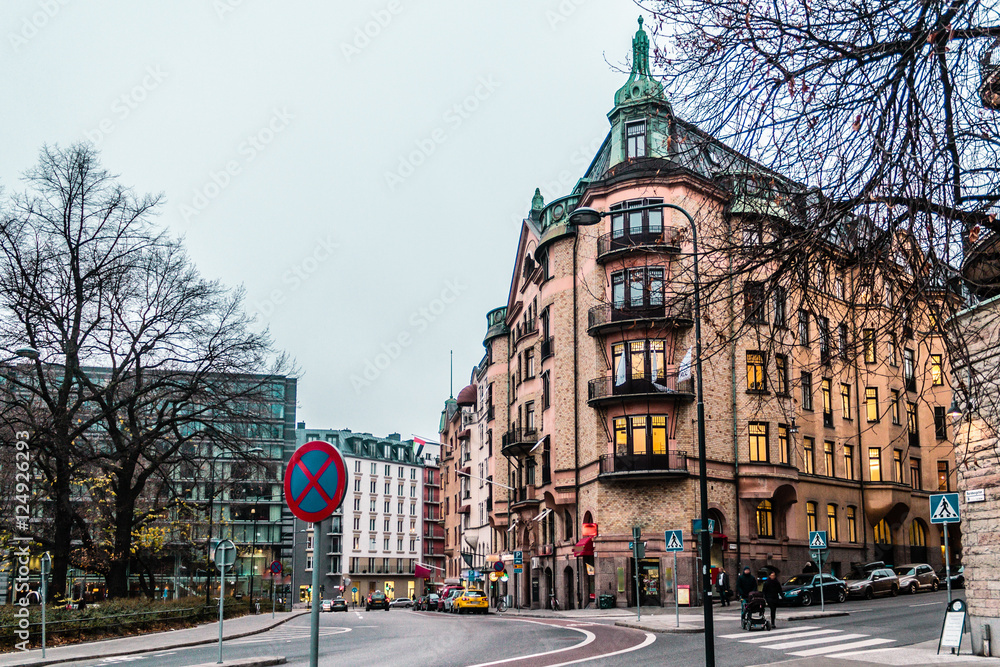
[632,16,649,77]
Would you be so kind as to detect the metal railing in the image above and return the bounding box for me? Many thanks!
[599,451,689,476]
[588,371,690,402]
[588,300,692,330]
[597,229,682,258]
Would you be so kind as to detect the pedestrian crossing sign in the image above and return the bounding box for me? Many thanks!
[930,493,961,524]
[664,530,684,552]
[808,531,828,549]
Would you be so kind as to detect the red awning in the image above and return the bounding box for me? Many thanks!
[414,564,432,580]
[573,536,594,557]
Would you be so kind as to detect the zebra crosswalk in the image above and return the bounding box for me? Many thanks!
[719,624,897,658]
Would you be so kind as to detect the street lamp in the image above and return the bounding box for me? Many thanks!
[205,447,264,605]
[570,202,716,666]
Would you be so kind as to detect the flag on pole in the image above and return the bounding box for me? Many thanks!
[412,436,426,458]
[530,435,547,453]
[678,346,693,382]
[615,353,627,386]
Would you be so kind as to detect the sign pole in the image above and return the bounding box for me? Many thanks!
[271,571,276,619]
[41,553,49,658]
[674,551,679,628]
[217,563,225,665]
[819,549,825,612]
[310,523,320,667]
[944,522,952,606]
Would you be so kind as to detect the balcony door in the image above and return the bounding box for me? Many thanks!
[612,340,668,394]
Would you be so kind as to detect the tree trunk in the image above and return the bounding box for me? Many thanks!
[106,487,138,599]
[48,473,75,603]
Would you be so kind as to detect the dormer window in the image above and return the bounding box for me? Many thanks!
[626,120,646,158]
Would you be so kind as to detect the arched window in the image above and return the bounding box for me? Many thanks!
[910,521,926,547]
[756,500,774,538]
[873,519,892,544]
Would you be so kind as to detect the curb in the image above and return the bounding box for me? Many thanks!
[614,620,704,634]
[5,611,308,667]
[189,657,286,667]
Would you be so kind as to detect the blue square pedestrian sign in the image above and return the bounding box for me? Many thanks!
[930,493,961,524]
[664,530,684,552]
[808,531,828,549]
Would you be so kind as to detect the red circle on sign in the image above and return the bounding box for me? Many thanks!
[493,561,505,573]
[284,440,348,523]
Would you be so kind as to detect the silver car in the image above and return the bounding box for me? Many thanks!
[846,568,899,599]
[893,563,939,594]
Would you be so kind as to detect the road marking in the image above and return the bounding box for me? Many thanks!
[827,646,902,658]
[464,621,596,666]
[735,629,841,644]
[546,631,657,666]
[761,633,868,650]
[909,601,941,607]
[788,638,894,656]
[720,626,820,639]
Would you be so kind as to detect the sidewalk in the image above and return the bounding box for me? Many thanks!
[0,610,307,667]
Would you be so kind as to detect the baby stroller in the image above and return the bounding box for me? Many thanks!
[741,591,771,631]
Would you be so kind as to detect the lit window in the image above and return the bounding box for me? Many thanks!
[806,502,817,533]
[931,355,943,386]
[937,461,950,491]
[827,505,839,542]
[910,458,921,489]
[778,424,789,465]
[841,384,851,418]
[863,329,876,363]
[866,387,879,422]
[803,437,815,474]
[824,441,835,477]
[746,351,766,391]
[873,519,891,544]
[756,500,774,538]
[868,448,882,482]
[894,449,904,482]
[749,422,768,462]
[847,507,857,543]
[844,445,855,480]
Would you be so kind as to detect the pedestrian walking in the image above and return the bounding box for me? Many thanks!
[716,567,731,606]
[762,571,782,628]
[736,566,758,624]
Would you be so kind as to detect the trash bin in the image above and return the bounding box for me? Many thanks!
[598,594,616,609]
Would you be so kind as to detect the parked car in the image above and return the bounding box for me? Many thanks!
[454,589,489,614]
[320,599,333,612]
[425,593,441,611]
[846,568,899,599]
[894,563,939,594]
[937,565,964,589]
[366,590,390,611]
[331,597,348,612]
[780,573,848,606]
[390,597,413,608]
[414,595,428,610]
[442,589,464,613]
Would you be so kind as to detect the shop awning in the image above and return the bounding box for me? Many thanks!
[573,536,594,557]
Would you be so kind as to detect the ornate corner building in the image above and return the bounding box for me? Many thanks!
[439,19,959,611]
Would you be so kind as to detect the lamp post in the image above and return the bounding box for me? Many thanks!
[570,202,715,666]
[249,503,259,603]
[205,447,264,605]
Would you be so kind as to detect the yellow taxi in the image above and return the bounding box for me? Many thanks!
[454,589,489,614]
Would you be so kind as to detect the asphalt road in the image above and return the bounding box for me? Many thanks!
[52,589,961,667]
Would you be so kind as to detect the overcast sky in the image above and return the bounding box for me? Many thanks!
[1,0,646,441]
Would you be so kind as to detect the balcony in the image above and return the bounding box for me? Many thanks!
[596,229,682,263]
[541,336,554,360]
[588,302,693,335]
[598,451,689,480]
[502,427,539,457]
[510,487,541,510]
[587,371,693,406]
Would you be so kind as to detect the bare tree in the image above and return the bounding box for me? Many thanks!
[0,144,291,599]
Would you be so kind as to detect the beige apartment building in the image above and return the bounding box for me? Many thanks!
[440,20,958,610]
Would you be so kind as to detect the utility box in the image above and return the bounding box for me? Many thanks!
[598,594,616,609]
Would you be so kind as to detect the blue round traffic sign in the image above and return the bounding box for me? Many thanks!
[284,440,348,523]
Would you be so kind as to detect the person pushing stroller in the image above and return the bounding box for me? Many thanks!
[736,566,758,626]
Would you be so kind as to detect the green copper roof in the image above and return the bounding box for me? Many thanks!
[614,17,665,107]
